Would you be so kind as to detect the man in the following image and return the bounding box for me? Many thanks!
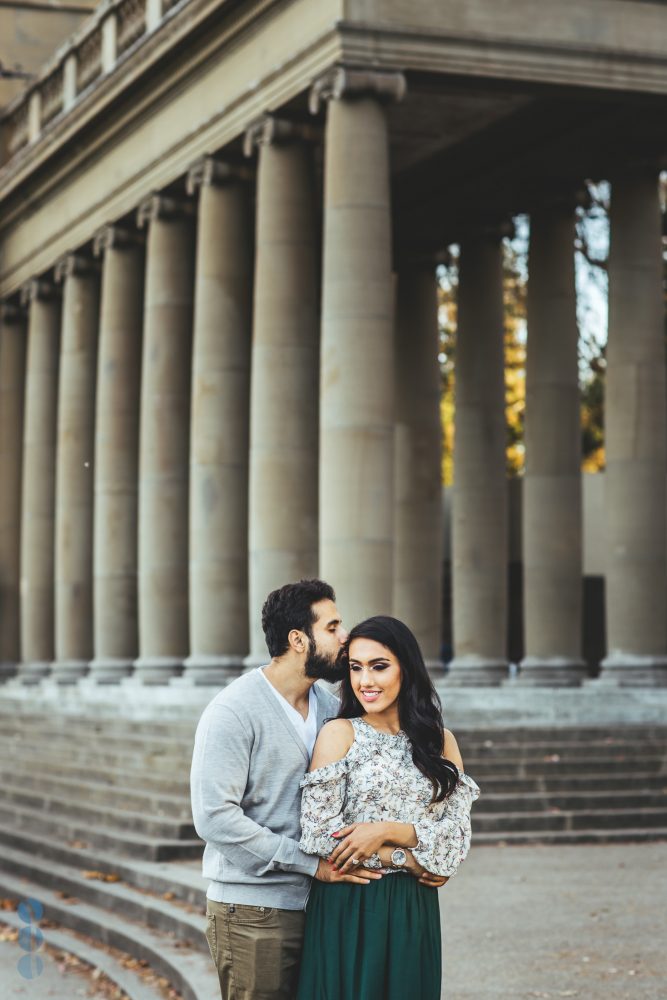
[190,578,381,1000]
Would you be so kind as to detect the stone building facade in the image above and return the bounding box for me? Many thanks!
[1,0,666,696]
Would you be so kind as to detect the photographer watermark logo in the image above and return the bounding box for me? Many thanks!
[17,898,44,980]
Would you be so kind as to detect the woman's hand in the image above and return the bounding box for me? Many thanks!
[330,822,388,872]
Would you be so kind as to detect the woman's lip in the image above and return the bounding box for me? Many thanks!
[360,690,381,699]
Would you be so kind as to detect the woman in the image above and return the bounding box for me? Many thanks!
[297,616,480,1000]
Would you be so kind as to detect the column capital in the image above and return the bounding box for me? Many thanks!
[93,224,144,257]
[309,65,406,115]
[54,253,99,282]
[186,156,252,194]
[137,193,195,228]
[0,300,26,325]
[242,114,320,158]
[20,277,60,305]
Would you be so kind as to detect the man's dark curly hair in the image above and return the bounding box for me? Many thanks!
[261,579,336,658]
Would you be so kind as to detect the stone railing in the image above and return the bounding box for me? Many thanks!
[1,0,185,164]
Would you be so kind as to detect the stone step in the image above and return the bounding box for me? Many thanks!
[473,806,667,834]
[1,740,187,773]
[0,712,199,739]
[0,783,196,839]
[474,789,667,813]
[0,870,218,1000]
[0,801,201,860]
[0,843,207,952]
[0,910,167,1000]
[0,822,205,906]
[4,753,191,795]
[468,772,667,793]
[0,769,191,818]
[464,755,667,776]
[0,728,192,757]
[473,827,667,846]
[459,743,667,760]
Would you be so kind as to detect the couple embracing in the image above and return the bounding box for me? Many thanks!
[190,579,480,1000]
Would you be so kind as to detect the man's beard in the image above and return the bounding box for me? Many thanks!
[304,646,347,683]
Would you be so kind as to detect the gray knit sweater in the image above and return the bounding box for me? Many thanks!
[190,669,339,910]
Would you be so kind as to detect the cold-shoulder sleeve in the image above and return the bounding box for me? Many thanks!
[299,757,349,859]
[411,773,481,877]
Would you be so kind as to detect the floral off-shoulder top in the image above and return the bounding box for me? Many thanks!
[299,716,480,877]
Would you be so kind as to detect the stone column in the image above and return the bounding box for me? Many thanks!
[311,67,405,624]
[393,264,443,667]
[244,117,320,664]
[182,158,252,684]
[0,304,27,681]
[446,230,508,685]
[51,254,100,684]
[519,201,586,686]
[88,226,144,683]
[17,279,61,684]
[134,194,195,684]
[599,167,667,686]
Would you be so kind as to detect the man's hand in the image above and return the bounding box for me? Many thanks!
[418,873,449,889]
[314,858,382,885]
[329,822,388,871]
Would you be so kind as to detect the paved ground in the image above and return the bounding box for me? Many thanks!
[1,843,665,999]
[441,842,667,1000]
[0,937,111,999]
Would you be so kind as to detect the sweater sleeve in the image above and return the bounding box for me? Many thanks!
[190,703,318,878]
[299,758,349,858]
[411,773,481,877]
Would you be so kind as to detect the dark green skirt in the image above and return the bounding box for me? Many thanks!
[296,874,442,1000]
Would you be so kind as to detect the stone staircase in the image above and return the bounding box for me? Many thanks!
[457,725,667,844]
[0,711,664,998]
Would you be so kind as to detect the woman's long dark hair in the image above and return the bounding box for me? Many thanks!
[338,616,459,802]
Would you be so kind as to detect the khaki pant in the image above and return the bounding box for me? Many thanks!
[205,900,305,1000]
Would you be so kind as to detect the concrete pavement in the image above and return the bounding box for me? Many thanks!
[441,842,667,999]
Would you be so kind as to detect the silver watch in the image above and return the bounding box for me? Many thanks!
[390,848,407,868]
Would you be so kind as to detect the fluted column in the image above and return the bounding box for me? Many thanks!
[51,254,100,684]
[183,158,252,684]
[393,264,443,668]
[244,118,319,663]
[17,279,61,684]
[134,194,195,684]
[89,226,144,683]
[519,202,586,686]
[446,231,508,685]
[599,167,667,686]
[312,67,405,624]
[0,303,27,680]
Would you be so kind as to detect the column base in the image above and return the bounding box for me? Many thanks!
[87,658,136,684]
[515,657,587,687]
[594,653,667,688]
[50,659,90,685]
[425,659,446,683]
[441,657,508,687]
[174,655,245,687]
[0,661,18,683]
[131,657,184,685]
[14,662,52,685]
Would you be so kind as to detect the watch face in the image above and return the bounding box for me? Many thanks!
[391,848,407,867]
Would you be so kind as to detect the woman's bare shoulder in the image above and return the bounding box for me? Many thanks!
[309,718,355,770]
[443,728,465,770]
